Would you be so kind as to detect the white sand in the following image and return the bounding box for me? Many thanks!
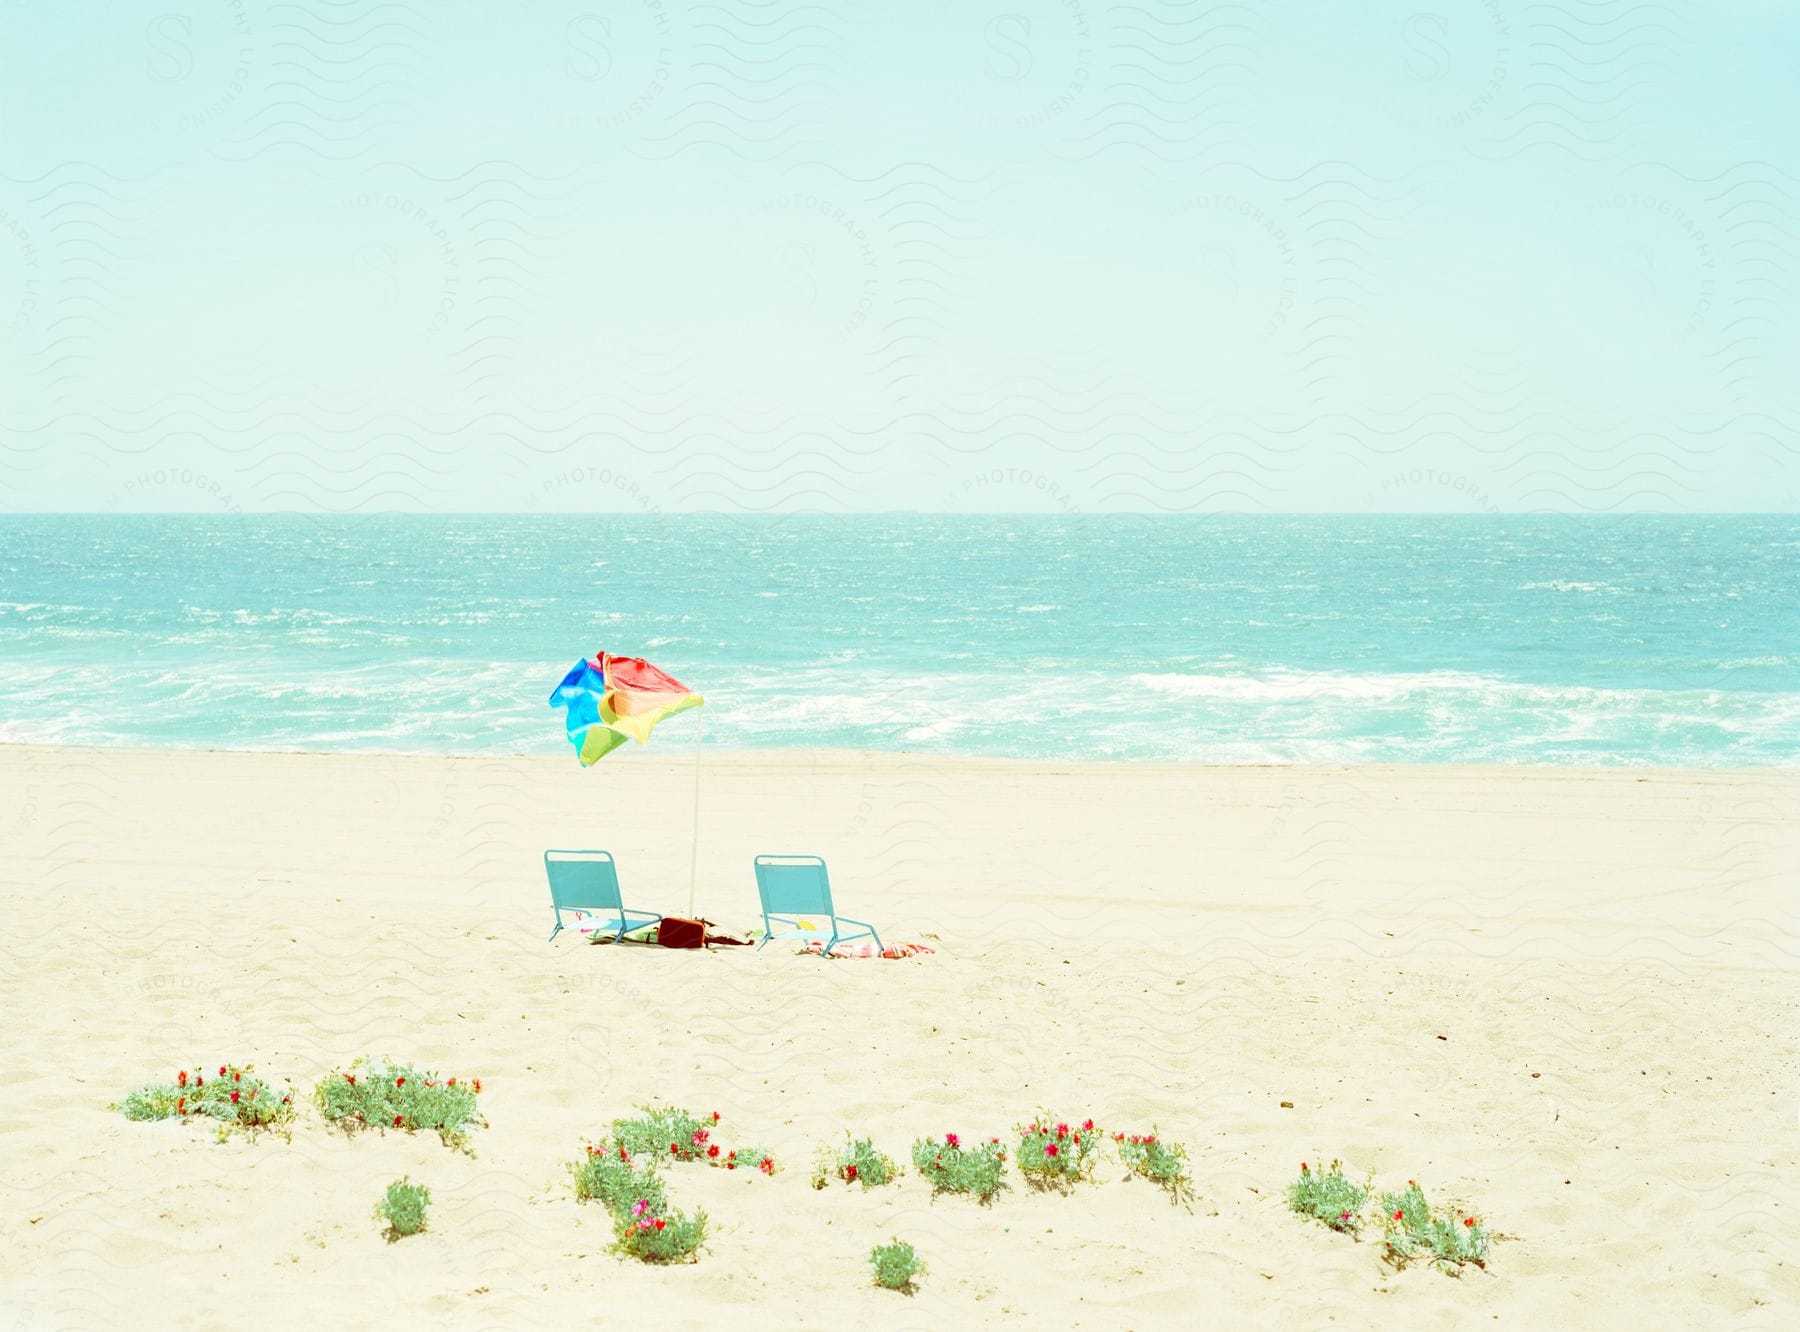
[1,745,1795,1329]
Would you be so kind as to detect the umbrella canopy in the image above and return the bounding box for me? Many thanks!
[549,651,705,765]
[548,649,709,918]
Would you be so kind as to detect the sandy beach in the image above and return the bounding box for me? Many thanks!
[1,743,1794,1329]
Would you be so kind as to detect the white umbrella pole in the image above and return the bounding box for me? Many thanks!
[687,707,703,918]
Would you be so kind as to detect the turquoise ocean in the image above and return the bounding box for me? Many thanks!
[1,515,1794,766]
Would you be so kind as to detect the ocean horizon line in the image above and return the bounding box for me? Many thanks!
[8,510,1797,519]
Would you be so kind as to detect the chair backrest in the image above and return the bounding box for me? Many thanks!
[544,849,624,912]
[754,854,835,917]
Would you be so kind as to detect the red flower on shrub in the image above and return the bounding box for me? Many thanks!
[843,1164,857,1182]
[707,1144,720,1159]
[1081,1119,1094,1131]
[177,1071,188,1088]
[393,1115,404,1127]
[473,1079,482,1094]
[233,1072,240,1082]
[218,1066,226,1077]
[945,1133,959,1148]
[230,1091,240,1104]
[345,1074,356,1086]
[669,1143,679,1155]
[1044,1143,1058,1157]
[395,1077,405,1088]
[654,1219,666,1231]
[1465,1217,1477,1228]
[1393,1209,1404,1221]
[759,1158,774,1175]
[177,1097,186,1115]
[711,1110,720,1122]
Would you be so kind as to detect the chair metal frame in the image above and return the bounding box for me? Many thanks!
[752,853,881,956]
[543,848,664,943]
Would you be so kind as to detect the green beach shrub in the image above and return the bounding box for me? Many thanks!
[1113,1127,1193,1202]
[114,1064,295,1137]
[911,1133,1007,1202]
[1378,1180,1490,1271]
[610,1106,777,1174]
[1016,1114,1102,1190]
[811,1134,899,1190]
[376,1177,431,1239]
[1287,1159,1369,1233]
[869,1238,924,1292]
[615,1199,708,1264]
[314,1059,485,1153]
[574,1142,665,1212]
[731,1142,779,1175]
[611,1105,718,1162]
[571,1140,706,1264]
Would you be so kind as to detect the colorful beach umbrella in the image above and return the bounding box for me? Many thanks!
[548,651,705,765]
[548,650,708,918]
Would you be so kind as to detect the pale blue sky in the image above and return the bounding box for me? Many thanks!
[2,1,1796,512]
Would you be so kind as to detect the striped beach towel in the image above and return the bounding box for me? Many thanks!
[799,940,935,960]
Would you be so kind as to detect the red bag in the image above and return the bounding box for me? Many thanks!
[658,917,707,949]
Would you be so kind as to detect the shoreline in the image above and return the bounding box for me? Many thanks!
[4,739,1796,780]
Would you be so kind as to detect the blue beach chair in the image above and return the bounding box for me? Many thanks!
[752,854,882,955]
[544,849,664,943]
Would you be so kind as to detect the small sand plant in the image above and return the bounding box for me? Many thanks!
[1287,1159,1370,1233]
[1016,1115,1102,1190]
[376,1177,430,1240]
[1378,1180,1490,1271]
[612,1106,777,1174]
[572,1140,707,1263]
[612,1105,718,1162]
[730,1143,780,1175]
[615,1196,708,1263]
[114,1065,295,1138]
[911,1133,1007,1202]
[811,1134,899,1190]
[314,1059,485,1153]
[869,1238,924,1293]
[575,1142,646,1207]
[1113,1127,1193,1202]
